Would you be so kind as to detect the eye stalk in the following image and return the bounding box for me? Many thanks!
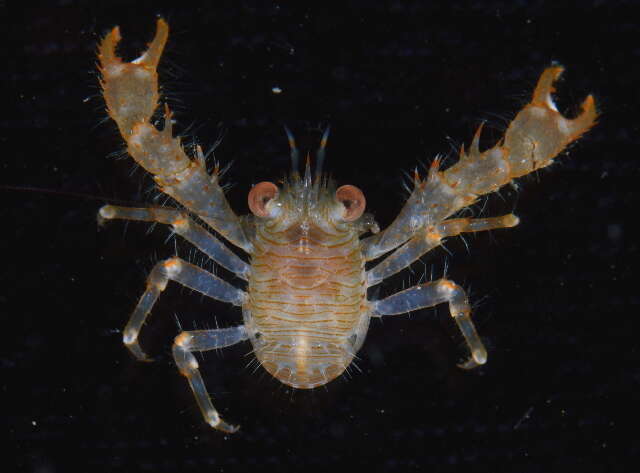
[335,185,366,222]
[248,181,280,218]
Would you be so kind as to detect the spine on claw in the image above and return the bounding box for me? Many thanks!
[442,66,597,197]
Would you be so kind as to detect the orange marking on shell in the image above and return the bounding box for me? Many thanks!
[439,280,457,291]
[426,231,441,242]
[163,258,179,269]
[174,332,190,347]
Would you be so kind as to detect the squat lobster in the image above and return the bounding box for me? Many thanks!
[97,18,597,432]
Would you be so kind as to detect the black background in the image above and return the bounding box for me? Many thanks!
[3,1,638,472]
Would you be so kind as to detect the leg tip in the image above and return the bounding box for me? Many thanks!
[210,417,240,434]
[504,214,520,227]
[473,347,488,365]
[124,338,153,362]
[97,205,115,227]
[99,205,116,219]
[457,348,487,370]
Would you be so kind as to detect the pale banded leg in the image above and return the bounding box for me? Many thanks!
[173,326,248,432]
[371,279,486,369]
[123,257,246,360]
[99,205,250,280]
[367,214,518,286]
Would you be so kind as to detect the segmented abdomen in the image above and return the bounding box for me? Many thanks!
[247,223,366,388]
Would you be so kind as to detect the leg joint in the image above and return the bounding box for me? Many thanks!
[122,327,136,345]
[174,331,192,349]
[435,278,462,296]
[169,214,190,231]
[162,257,182,278]
[172,343,199,375]
[435,279,469,313]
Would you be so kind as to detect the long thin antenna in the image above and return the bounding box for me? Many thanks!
[315,125,331,181]
[284,125,299,175]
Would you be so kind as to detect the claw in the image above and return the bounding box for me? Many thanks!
[530,65,598,141]
[530,65,597,136]
[98,18,168,71]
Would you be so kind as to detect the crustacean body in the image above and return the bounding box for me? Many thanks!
[97,19,596,432]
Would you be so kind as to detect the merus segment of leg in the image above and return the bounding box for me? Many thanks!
[173,326,248,432]
[367,214,519,286]
[123,257,246,361]
[98,19,251,252]
[362,66,596,261]
[99,205,250,280]
[372,279,486,369]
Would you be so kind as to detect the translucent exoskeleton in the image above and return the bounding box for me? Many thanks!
[97,19,597,432]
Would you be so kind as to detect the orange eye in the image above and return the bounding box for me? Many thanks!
[248,181,279,217]
[336,185,366,221]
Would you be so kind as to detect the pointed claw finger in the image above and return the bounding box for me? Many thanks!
[132,18,169,68]
[98,26,122,66]
[569,94,598,135]
[531,64,564,110]
[457,356,481,370]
